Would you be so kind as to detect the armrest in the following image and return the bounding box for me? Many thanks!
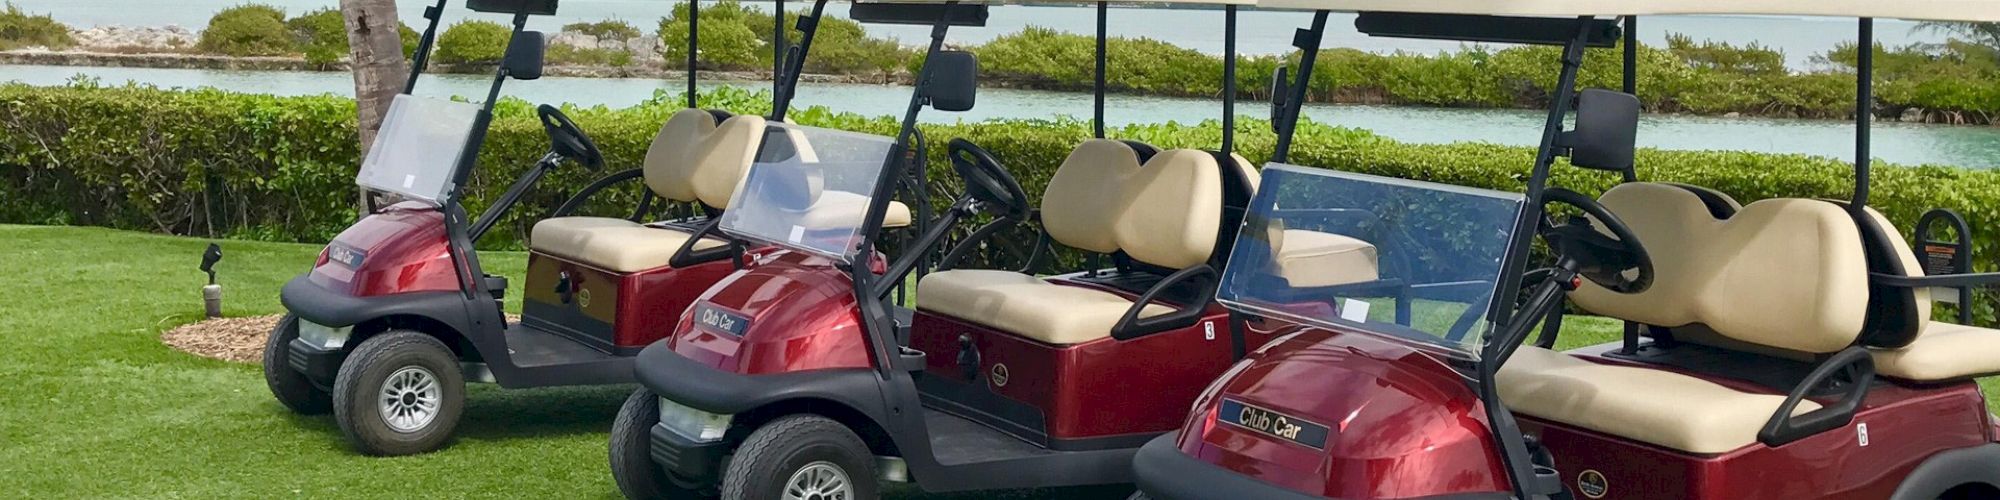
[668,217,744,269]
[1758,346,1874,448]
[551,168,646,218]
[1872,272,2000,289]
[1111,265,1217,341]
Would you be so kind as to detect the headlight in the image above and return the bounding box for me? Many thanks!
[297,320,352,350]
[659,397,733,442]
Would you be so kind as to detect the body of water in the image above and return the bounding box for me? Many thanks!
[8,1,1945,68]
[10,64,1998,168]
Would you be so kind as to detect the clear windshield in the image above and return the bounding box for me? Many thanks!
[719,123,898,264]
[1218,164,1527,360]
[354,95,482,205]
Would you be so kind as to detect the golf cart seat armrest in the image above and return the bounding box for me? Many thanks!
[668,217,743,269]
[551,168,645,218]
[1112,265,1217,341]
[632,343,884,416]
[1871,272,2000,289]
[1758,346,1875,448]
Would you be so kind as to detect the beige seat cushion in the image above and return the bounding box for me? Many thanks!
[917,269,1172,345]
[1500,347,1819,454]
[529,217,727,273]
[1273,229,1378,287]
[1041,139,1147,254]
[1114,149,1224,269]
[1874,322,2000,381]
[798,191,912,230]
[644,110,768,209]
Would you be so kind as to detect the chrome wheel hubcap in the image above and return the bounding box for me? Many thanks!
[378,366,441,433]
[782,461,852,500]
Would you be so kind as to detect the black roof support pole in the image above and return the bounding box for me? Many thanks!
[773,0,828,122]
[1854,17,1873,207]
[775,0,786,98]
[687,0,700,108]
[1221,5,1238,156]
[1094,2,1108,139]
[1620,15,1638,182]
[404,0,450,94]
[1271,10,1329,164]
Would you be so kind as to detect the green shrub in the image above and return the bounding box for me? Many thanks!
[654,1,913,74]
[548,44,634,67]
[563,19,642,41]
[197,4,296,57]
[435,20,512,64]
[286,9,421,66]
[0,2,73,50]
[657,1,766,70]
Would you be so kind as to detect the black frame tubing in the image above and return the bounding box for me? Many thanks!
[773,0,831,122]
[1271,11,1329,164]
[1221,6,1238,155]
[1854,18,1873,207]
[404,0,451,94]
[1095,2,1109,138]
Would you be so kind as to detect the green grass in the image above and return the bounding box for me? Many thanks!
[0,224,1989,498]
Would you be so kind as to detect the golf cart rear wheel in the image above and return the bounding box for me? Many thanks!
[262,315,331,415]
[610,389,716,499]
[721,414,878,500]
[331,330,465,456]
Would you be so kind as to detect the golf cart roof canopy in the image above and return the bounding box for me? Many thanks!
[466,0,557,15]
[1254,0,2000,22]
[867,0,1253,5]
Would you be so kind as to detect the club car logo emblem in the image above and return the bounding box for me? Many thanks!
[323,243,365,268]
[576,288,592,308]
[1577,470,1609,499]
[1217,399,1330,450]
[989,364,1009,387]
[693,303,750,336]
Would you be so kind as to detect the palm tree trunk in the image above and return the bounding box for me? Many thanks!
[341,0,408,155]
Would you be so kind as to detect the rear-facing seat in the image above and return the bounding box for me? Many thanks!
[918,140,1219,345]
[1499,183,1872,454]
[1854,209,2000,382]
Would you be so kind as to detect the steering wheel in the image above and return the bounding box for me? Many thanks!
[1539,188,1653,294]
[947,138,1030,220]
[537,104,604,170]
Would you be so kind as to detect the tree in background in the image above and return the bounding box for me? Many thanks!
[1919,22,2000,60]
[340,0,407,155]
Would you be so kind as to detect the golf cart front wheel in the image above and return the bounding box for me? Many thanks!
[262,315,332,414]
[610,389,717,499]
[721,414,879,500]
[331,330,465,456]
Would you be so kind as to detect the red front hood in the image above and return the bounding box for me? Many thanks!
[667,250,873,374]
[1181,325,1509,498]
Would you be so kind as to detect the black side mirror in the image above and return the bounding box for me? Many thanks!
[1269,66,1292,131]
[925,51,979,112]
[200,243,222,284]
[1563,89,1640,173]
[504,31,547,81]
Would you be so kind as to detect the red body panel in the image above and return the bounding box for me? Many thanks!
[1177,320,1998,499]
[308,204,460,297]
[908,278,1261,442]
[1179,325,1510,498]
[667,250,873,374]
[523,253,742,349]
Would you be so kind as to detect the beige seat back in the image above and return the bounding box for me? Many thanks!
[1039,140,1224,269]
[1570,183,1871,355]
[641,109,768,210]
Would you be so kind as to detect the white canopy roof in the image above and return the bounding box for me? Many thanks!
[1250,0,2000,22]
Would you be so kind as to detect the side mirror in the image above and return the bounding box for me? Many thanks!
[925,51,979,112]
[1563,89,1640,173]
[504,31,547,81]
[1269,66,1291,131]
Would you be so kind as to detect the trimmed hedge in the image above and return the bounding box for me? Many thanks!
[3,83,1996,321]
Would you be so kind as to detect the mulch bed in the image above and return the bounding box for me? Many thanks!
[161,314,281,364]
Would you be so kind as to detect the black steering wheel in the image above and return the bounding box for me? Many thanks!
[1539,188,1652,294]
[947,138,1030,220]
[537,104,603,170]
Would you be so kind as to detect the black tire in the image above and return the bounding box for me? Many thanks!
[262,315,332,415]
[1128,493,1149,500]
[721,414,879,500]
[331,330,465,456]
[610,389,715,499]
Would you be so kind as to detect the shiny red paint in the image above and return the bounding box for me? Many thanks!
[908,278,1265,442]
[526,253,744,349]
[668,250,873,374]
[307,203,460,297]
[1520,350,1995,500]
[1178,324,1511,498]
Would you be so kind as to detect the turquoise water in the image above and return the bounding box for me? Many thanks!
[10,64,1999,168]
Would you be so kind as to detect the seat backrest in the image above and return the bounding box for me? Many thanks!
[1848,207,1932,347]
[1039,140,1224,270]
[642,108,768,210]
[1208,151,1261,267]
[1570,183,1871,355]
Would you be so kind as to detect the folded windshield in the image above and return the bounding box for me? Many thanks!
[719,123,898,264]
[354,95,482,205]
[1218,164,1527,360]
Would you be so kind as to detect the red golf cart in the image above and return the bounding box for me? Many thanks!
[260,0,916,456]
[1135,2,2000,499]
[606,0,1371,497]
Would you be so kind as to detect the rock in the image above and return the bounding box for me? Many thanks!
[550,32,600,49]
[71,25,198,51]
[1723,112,1741,118]
[1900,108,1926,122]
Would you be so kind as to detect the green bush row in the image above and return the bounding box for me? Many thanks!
[196,4,418,61]
[654,0,914,76]
[2,83,1996,320]
[0,2,72,50]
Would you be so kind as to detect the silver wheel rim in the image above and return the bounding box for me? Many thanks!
[782,461,853,500]
[378,366,441,433]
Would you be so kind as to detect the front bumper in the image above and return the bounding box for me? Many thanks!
[1134,433,1323,500]
[286,338,343,388]
[648,423,731,481]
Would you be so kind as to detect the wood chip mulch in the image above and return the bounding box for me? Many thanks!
[160,313,526,364]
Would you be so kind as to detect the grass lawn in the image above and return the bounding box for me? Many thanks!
[1,224,1991,498]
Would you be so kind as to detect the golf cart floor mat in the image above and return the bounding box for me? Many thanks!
[505,322,616,368]
[923,407,1061,466]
